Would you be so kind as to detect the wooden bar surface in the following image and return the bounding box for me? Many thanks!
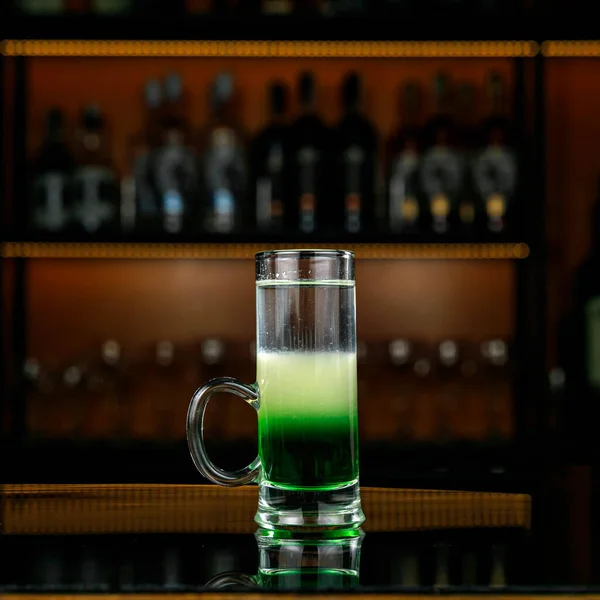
[0,484,531,535]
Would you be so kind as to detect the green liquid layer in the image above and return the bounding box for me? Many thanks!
[257,352,359,490]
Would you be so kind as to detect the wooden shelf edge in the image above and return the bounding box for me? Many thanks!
[0,242,530,260]
[542,40,600,56]
[1,39,539,58]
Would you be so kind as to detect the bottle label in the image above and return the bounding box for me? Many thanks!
[77,166,116,232]
[389,150,419,230]
[473,146,517,201]
[214,188,234,233]
[39,173,67,231]
[586,296,600,389]
[298,146,318,232]
[299,193,315,233]
[163,190,183,233]
[344,145,364,233]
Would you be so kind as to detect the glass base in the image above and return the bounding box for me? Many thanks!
[255,480,365,532]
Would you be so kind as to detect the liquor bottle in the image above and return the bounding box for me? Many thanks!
[82,340,127,440]
[123,79,163,233]
[420,73,462,235]
[480,339,510,441]
[386,81,423,235]
[472,72,517,235]
[152,73,199,235]
[389,339,416,441]
[333,71,378,234]
[200,72,247,234]
[434,339,461,444]
[198,339,227,438]
[24,358,55,438]
[16,0,65,13]
[30,108,76,233]
[72,105,121,235]
[564,183,600,454]
[251,81,290,232]
[455,82,479,236]
[289,71,330,234]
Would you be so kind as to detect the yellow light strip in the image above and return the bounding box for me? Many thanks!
[1,39,539,58]
[542,40,600,57]
[1,242,529,260]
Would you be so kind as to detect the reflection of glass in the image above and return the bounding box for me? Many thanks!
[187,250,364,532]
[207,529,364,591]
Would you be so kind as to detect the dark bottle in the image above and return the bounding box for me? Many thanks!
[30,108,76,233]
[72,105,121,235]
[251,81,290,232]
[564,182,600,456]
[455,82,479,236]
[420,73,462,235]
[472,72,517,235]
[333,71,378,234]
[386,81,423,235]
[151,72,199,235]
[200,72,247,234]
[123,79,164,233]
[289,71,330,234]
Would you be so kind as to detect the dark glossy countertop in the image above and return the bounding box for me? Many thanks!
[0,482,597,597]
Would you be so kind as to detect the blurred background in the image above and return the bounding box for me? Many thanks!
[1,0,600,585]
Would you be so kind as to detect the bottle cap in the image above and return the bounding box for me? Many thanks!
[298,71,316,107]
[342,71,361,111]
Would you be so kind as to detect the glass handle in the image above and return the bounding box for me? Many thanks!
[186,377,261,486]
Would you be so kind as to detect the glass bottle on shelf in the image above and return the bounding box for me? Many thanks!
[24,358,56,439]
[200,72,247,234]
[30,108,76,233]
[333,71,378,235]
[434,339,461,445]
[472,72,517,235]
[389,339,416,442]
[72,105,121,236]
[152,340,185,440]
[289,71,330,235]
[411,343,434,442]
[198,338,227,438]
[480,338,511,441]
[152,73,199,235]
[123,79,163,234]
[82,340,127,440]
[455,81,479,236]
[251,81,290,233]
[386,81,423,235]
[420,73,462,236]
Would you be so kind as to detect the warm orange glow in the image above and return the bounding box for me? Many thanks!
[542,41,600,57]
[1,39,539,58]
[1,242,530,260]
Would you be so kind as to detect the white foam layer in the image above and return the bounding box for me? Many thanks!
[257,352,357,419]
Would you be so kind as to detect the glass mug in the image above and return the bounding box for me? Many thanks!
[206,529,364,590]
[187,249,365,531]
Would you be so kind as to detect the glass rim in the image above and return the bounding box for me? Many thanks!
[255,249,355,261]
